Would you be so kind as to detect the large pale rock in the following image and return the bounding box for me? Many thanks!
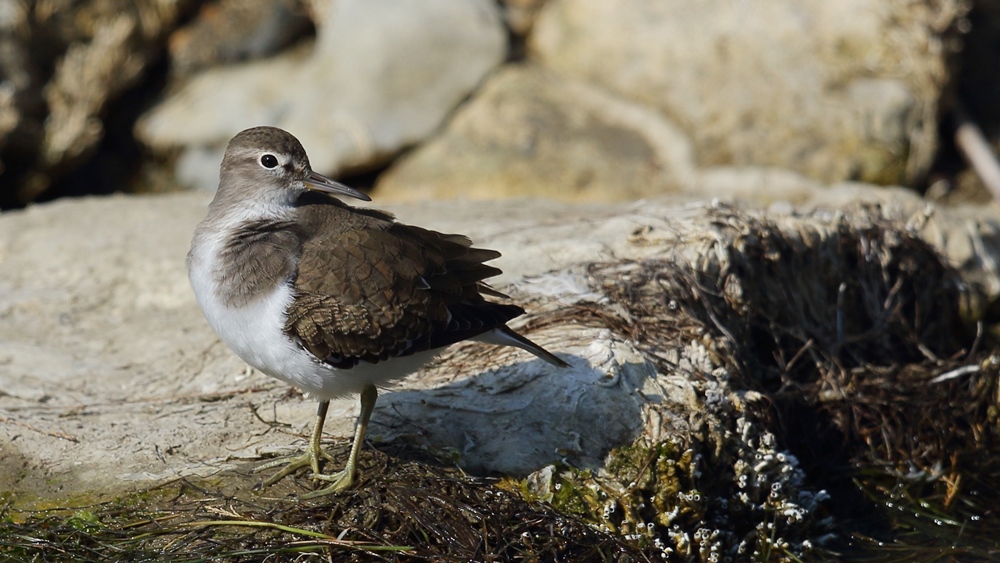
[0,193,675,500]
[2,186,1000,504]
[136,0,507,191]
[375,65,695,202]
[531,0,964,186]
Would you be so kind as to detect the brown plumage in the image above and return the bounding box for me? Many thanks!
[284,194,525,368]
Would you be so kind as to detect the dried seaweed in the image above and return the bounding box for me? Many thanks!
[570,205,998,560]
[1,448,654,562]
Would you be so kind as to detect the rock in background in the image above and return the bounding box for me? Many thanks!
[376,0,970,201]
[529,0,965,187]
[135,0,507,191]
[0,0,196,207]
[166,0,314,80]
[0,0,986,207]
[374,64,696,202]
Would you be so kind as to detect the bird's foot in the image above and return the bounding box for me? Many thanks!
[299,468,355,499]
[253,447,335,487]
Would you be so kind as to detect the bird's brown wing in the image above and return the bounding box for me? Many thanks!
[284,205,522,368]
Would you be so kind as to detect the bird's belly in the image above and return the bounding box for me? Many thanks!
[193,278,438,400]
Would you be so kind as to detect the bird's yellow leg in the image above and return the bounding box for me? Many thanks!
[300,384,377,499]
[255,400,334,486]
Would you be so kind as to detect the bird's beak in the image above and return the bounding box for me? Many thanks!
[303,170,372,202]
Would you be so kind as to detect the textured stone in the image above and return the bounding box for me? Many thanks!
[167,0,313,78]
[0,193,661,499]
[531,0,965,186]
[0,0,190,206]
[136,0,507,191]
[374,65,695,202]
[2,187,999,501]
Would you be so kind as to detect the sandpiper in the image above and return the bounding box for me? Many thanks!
[187,126,568,497]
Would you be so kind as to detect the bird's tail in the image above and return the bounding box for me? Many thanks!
[476,327,570,368]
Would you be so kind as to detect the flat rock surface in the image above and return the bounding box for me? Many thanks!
[0,193,680,501]
[3,190,1000,503]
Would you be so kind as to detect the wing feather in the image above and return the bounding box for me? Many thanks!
[284,200,522,368]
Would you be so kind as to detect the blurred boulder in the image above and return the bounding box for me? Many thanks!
[136,0,507,191]
[374,64,695,202]
[531,0,967,187]
[167,0,313,79]
[0,0,193,207]
[499,0,548,39]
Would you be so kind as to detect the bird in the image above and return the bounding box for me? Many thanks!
[187,126,568,497]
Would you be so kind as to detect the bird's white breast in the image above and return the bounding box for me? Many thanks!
[188,220,437,401]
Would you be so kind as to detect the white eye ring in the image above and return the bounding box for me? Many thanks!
[260,154,279,169]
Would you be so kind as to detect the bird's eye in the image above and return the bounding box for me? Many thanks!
[260,154,279,169]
